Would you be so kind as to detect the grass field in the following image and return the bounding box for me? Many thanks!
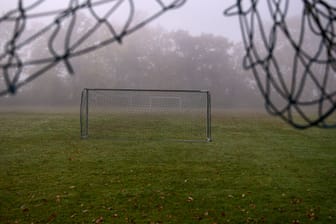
[0,111,335,223]
[86,112,209,141]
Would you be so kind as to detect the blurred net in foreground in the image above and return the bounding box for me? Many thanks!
[225,0,336,128]
[0,0,186,96]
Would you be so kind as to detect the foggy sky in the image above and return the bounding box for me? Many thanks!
[1,0,305,42]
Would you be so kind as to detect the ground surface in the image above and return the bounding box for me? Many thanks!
[0,111,335,223]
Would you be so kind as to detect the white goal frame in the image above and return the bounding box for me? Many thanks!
[80,88,211,142]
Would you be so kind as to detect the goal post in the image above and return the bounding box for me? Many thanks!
[80,88,211,142]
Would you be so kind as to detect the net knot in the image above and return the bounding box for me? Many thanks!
[8,84,16,94]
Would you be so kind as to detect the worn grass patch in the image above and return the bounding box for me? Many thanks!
[0,111,335,223]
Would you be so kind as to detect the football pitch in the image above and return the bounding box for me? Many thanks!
[0,111,335,223]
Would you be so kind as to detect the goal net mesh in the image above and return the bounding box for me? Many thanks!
[80,89,211,142]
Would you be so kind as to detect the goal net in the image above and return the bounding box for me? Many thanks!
[80,89,211,142]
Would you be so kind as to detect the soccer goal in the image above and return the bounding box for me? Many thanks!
[80,89,211,142]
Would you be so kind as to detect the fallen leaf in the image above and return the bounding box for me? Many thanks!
[20,205,29,213]
[157,205,164,211]
[47,212,57,223]
[187,196,194,202]
[307,209,317,220]
[290,197,302,205]
[249,203,256,209]
[95,216,104,224]
[56,195,61,203]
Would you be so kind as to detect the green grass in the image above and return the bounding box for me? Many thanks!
[0,111,335,223]
[87,113,207,141]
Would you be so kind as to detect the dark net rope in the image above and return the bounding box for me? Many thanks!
[225,0,336,128]
[0,0,186,96]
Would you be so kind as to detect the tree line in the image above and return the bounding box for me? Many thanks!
[0,13,266,108]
